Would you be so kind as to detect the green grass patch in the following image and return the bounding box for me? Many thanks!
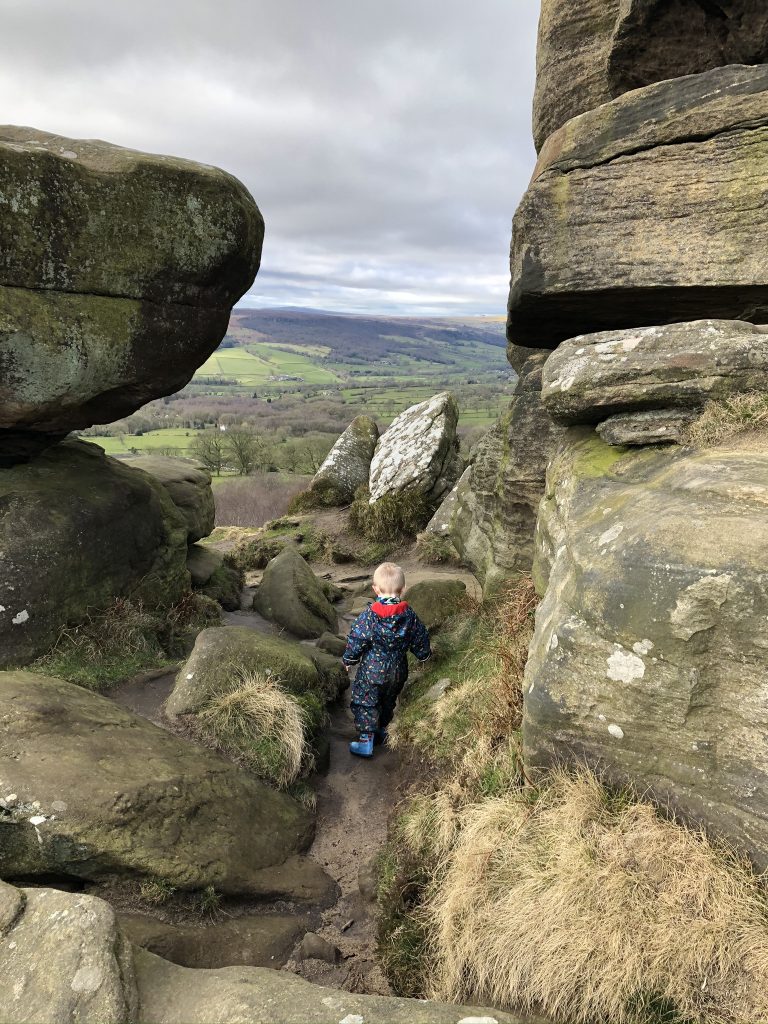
[349,487,433,543]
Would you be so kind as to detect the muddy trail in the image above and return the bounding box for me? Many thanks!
[108,558,479,994]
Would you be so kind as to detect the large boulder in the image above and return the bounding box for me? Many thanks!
[424,354,564,592]
[0,671,314,893]
[0,126,263,460]
[133,946,535,1024]
[0,883,138,1024]
[0,439,189,669]
[368,391,462,504]
[308,415,379,504]
[166,625,333,721]
[533,0,768,149]
[542,320,768,424]
[406,579,468,633]
[253,547,338,640]
[510,65,768,348]
[525,429,768,869]
[128,455,215,542]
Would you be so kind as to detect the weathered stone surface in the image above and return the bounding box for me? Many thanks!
[510,66,768,348]
[253,547,338,639]
[0,126,262,456]
[368,391,462,504]
[0,671,313,892]
[297,932,339,964]
[597,410,696,446]
[543,321,768,424]
[534,2,768,149]
[167,626,329,720]
[186,544,223,587]
[309,415,379,504]
[0,439,188,669]
[316,632,346,657]
[426,361,564,592]
[129,456,215,542]
[0,886,138,1024]
[525,429,768,868]
[119,911,309,970]
[406,579,468,633]
[133,947,537,1024]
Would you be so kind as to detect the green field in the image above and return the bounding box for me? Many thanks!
[195,345,339,389]
[84,429,198,456]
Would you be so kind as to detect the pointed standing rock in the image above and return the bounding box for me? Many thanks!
[368,391,462,504]
[308,415,379,505]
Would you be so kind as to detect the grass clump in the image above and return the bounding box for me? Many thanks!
[416,532,460,565]
[32,593,220,691]
[287,482,348,513]
[349,486,433,543]
[232,522,333,570]
[139,877,177,905]
[196,668,319,788]
[421,768,768,1024]
[682,392,768,448]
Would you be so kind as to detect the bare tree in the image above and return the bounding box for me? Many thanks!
[190,431,226,475]
[224,428,267,476]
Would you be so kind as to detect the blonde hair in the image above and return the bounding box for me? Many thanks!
[373,562,406,595]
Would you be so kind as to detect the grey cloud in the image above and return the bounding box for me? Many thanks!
[3,0,540,313]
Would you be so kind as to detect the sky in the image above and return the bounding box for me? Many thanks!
[2,1,540,316]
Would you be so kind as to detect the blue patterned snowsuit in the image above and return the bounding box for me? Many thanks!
[343,598,431,736]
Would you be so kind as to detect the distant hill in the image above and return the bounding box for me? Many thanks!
[222,308,509,378]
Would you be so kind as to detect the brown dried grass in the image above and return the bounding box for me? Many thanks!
[423,769,768,1024]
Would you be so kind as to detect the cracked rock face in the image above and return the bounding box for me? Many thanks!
[0,126,263,459]
[541,320,768,425]
[510,65,768,348]
[525,428,768,867]
[534,0,768,149]
[368,391,462,504]
[425,355,564,592]
[309,415,379,504]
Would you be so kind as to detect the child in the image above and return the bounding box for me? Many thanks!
[342,562,431,758]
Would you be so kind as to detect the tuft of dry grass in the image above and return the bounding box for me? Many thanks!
[423,768,768,1024]
[682,392,768,448]
[196,668,310,788]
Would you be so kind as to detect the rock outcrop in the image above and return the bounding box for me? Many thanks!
[534,0,768,149]
[167,625,335,721]
[0,127,263,460]
[425,353,564,591]
[542,320,768,424]
[525,429,768,868]
[0,439,189,669]
[0,671,314,892]
[368,391,462,505]
[308,415,379,504]
[0,883,138,1024]
[510,65,768,348]
[406,579,468,633]
[253,546,338,639]
[128,455,215,543]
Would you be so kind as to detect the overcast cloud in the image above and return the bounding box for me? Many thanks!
[2,0,539,314]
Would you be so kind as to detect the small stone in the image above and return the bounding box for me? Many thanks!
[298,932,339,964]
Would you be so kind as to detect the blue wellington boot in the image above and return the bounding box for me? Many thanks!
[349,732,374,758]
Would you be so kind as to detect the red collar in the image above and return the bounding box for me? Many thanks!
[371,600,409,617]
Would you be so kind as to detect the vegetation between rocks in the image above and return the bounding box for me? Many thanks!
[31,592,220,691]
[682,392,768,449]
[350,486,434,543]
[378,576,768,1024]
[197,668,316,788]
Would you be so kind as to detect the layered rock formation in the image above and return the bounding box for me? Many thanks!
[525,431,768,868]
[534,0,768,149]
[512,7,768,871]
[511,65,768,347]
[424,353,563,591]
[0,127,263,460]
